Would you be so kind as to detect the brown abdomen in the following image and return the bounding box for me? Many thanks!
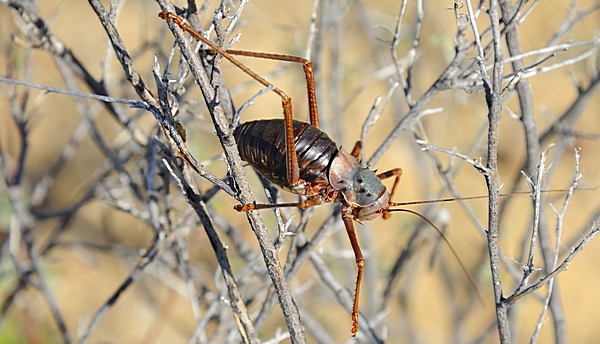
[233,119,338,191]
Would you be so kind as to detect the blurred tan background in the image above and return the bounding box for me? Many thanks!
[1,0,599,343]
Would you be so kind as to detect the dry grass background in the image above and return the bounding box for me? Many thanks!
[0,0,599,343]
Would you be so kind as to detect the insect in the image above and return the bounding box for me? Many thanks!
[233,119,403,336]
[159,11,473,337]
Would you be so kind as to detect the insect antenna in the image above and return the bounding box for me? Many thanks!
[385,207,484,305]
[390,188,595,207]
[384,186,595,305]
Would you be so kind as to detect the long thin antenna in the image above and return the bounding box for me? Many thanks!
[387,208,484,305]
[390,188,595,207]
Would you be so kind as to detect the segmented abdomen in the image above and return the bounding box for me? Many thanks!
[233,119,338,191]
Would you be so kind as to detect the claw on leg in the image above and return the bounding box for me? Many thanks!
[234,203,256,212]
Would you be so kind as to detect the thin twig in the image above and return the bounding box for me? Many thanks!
[530,149,581,343]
